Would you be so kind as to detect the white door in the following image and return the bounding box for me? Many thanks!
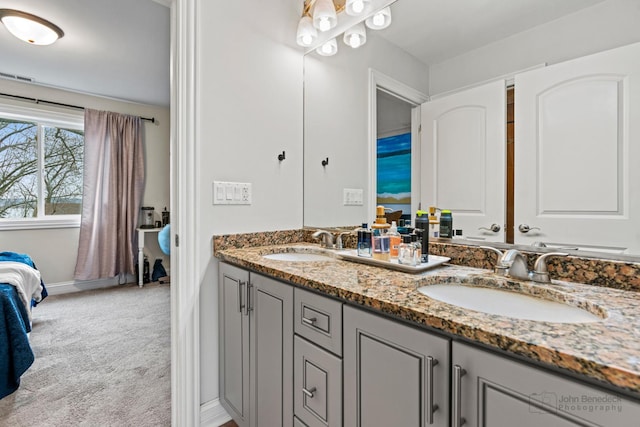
[515,42,640,253]
[421,80,506,242]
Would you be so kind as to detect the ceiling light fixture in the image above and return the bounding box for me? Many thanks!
[296,1,391,55]
[345,0,371,16]
[365,6,391,30]
[316,38,338,56]
[312,0,338,32]
[343,22,366,48]
[0,9,64,46]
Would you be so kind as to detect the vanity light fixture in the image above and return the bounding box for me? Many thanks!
[365,6,392,30]
[343,22,366,48]
[0,9,64,46]
[316,38,338,56]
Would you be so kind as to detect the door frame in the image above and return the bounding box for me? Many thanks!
[367,69,428,222]
[171,0,201,425]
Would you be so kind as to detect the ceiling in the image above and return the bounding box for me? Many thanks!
[0,0,605,108]
[0,0,170,107]
[375,0,603,65]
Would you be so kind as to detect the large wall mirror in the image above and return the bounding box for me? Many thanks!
[303,0,640,259]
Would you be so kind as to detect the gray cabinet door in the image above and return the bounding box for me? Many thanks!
[294,336,342,427]
[344,305,450,427]
[219,262,250,427]
[452,341,640,427]
[251,273,294,427]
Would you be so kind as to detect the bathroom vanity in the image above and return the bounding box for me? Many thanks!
[215,238,640,427]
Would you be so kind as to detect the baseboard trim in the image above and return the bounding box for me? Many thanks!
[45,275,136,295]
[200,399,231,427]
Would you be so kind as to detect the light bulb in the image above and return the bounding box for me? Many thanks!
[321,43,332,54]
[372,13,384,27]
[352,0,364,13]
[302,34,312,45]
[318,17,331,32]
[349,34,361,48]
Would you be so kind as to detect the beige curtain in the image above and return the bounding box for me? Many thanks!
[74,109,144,280]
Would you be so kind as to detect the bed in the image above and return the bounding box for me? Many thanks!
[0,252,48,400]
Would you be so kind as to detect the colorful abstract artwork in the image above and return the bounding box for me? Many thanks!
[377,132,411,212]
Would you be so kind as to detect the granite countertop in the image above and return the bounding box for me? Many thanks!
[216,243,640,396]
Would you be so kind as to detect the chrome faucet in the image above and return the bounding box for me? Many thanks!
[481,246,568,283]
[312,230,335,249]
[499,249,530,280]
[529,252,568,283]
[335,231,352,250]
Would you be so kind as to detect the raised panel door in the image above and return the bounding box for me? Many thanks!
[343,305,450,427]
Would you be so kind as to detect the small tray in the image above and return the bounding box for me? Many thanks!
[338,250,450,274]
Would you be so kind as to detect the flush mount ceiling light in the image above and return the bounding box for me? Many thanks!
[0,9,64,46]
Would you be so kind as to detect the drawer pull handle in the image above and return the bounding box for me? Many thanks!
[302,386,317,398]
[452,365,467,427]
[427,356,439,425]
[301,316,317,325]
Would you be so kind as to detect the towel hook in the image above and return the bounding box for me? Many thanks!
[278,151,286,161]
[321,157,329,167]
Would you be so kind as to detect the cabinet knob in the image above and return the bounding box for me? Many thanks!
[302,386,317,398]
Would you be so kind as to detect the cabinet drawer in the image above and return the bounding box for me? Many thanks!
[294,288,342,355]
[294,336,342,427]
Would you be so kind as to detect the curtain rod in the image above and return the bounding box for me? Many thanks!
[0,92,156,123]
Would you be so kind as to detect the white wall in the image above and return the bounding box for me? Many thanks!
[304,32,429,227]
[0,78,170,287]
[429,0,640,95]
[196,0,304,404]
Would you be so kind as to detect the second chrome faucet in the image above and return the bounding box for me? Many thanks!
[481,246,567,283]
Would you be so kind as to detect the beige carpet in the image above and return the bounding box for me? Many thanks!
[0,282,171,426]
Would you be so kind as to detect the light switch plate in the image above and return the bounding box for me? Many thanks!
[213,181,252,205]
[344,188,364,206]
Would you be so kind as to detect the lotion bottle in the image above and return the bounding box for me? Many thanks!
[388,221,401,259]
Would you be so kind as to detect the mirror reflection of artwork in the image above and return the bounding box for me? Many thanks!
[376,132,411,214]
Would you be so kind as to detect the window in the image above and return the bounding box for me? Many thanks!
[0,103,84,229]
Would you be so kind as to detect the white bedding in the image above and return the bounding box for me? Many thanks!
[0,261,43,321]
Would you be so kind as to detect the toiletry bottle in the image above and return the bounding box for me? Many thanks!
[428,206,439,238]
[357,223,372,257]
[410,233,421,264]
[388,221,401,259]
[372,206,391,261]
[439,210,453,238]
[398,234,417,266]
[414,210,430,262]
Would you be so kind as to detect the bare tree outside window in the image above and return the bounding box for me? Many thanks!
[0,117,84,219]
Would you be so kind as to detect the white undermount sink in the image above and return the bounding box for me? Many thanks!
[262,252,335,262]
[417,284,603,323]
